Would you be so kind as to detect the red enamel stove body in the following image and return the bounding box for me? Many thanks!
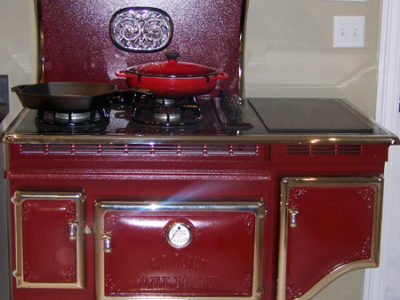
[6,143,391,300]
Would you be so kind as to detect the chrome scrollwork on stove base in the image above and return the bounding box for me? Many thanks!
[110,7,173,52]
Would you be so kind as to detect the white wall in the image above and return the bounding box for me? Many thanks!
[0,0,36,130]
[245,0,381,118]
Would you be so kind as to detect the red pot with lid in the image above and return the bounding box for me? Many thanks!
[116,52,229,97]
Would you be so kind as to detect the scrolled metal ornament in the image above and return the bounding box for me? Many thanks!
[110,7,173,52]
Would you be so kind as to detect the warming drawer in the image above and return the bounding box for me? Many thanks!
[94,201,265,300]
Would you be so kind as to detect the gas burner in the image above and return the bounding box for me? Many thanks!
[36,108,110,132]
[53,111,92,124]
[131,96,204,127]
[154,109,181,123]
[156,98,176,107]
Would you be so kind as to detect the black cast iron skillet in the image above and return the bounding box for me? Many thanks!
[12,82,152,112]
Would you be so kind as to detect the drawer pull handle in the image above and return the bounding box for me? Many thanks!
[102,233,112,253]
[68,220,78,240]
[289,209,299,228]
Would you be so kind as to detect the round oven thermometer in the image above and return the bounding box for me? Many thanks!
[166,222,192,248]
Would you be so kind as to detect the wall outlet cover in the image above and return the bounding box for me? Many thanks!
[333,16,366,48]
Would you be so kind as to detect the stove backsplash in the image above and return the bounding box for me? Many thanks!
[39,0,245,97]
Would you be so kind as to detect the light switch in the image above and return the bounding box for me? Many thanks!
[333,16,365,48]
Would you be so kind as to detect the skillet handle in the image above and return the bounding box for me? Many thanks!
[214,72,229,80]
[11,85,28,95]
[107,88,153,97]
[102,88,153,104]
[115,70,137,79]
[117,88,153,96]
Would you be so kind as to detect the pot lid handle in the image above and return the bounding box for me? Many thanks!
[166,51,180,61]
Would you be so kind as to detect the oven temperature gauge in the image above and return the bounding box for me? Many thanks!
[167,222,192,248]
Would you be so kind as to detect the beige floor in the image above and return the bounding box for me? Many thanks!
[313,270,364,300]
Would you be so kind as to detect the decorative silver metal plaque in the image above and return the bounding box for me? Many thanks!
[110,7,173,52]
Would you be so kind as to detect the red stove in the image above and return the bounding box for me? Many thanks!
[3,1,398,300]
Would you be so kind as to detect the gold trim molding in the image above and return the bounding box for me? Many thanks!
[11,191,85,289]
[94,201,266,300]
[277,177,383,300]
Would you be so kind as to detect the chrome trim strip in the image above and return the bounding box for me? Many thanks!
[3,133,398,145]
[277,178,289,300]
[7,172,271,182]
[11,191,85,289]
[97,201,264,214]
[238,0,249,101]
[12,191,83,202]
[35,0,44,83]
[95,200,265,300]
[277,177,383,300]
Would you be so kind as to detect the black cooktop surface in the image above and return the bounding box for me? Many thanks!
[250,98,373,133]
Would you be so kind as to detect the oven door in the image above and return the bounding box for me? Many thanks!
[95,201,265,300]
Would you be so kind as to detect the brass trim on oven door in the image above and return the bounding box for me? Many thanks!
[277,177,383,300]
[95,201,266,300]
[11,191,85,289]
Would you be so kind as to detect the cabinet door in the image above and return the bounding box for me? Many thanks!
[12,191,85,288]
[95,201,265,300]
[277,177,382,300]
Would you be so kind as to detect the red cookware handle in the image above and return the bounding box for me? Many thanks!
[214,72,229,80]
[115,70,137,79]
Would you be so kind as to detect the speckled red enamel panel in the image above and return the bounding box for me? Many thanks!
[39,0,243,97]
[286,185,375,299]
[22,199,77,283]
[103,211,255,297]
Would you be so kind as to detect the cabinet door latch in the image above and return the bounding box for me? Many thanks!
[102,233,112,253]
[289,209,299,228]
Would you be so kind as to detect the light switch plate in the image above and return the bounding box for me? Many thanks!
[333,16,365,48]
